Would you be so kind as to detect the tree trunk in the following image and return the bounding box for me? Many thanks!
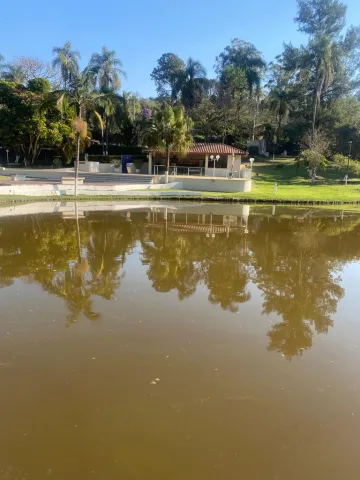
[75,133,80,197]
[102,113,106,155]
[311,96,318,146]
[252,95,259,141]
[252,113,256,141]
[312,76,323,145]
[105,117,109,156]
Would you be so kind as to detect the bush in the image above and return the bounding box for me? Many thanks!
[248,146,259,156]
[52,157,63,169]
[333,153,360,175]
[28,78,51,93]
[296,149,327,183]
[109,157,121,167]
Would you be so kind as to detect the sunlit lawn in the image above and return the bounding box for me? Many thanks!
[202,158,360,202]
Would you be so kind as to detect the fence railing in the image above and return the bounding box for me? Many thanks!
[154,165,204,176]
[154,165,251,179]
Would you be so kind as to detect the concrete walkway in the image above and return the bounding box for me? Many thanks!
[1,168,155,185]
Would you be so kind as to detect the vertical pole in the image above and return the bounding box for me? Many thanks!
[75,134,80,198]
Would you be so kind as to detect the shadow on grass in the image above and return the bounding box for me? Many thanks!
[252,161,360,186]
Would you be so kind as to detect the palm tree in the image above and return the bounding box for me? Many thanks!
[216,40,266,141]
[180,58,207,110]
[57,69,105,195]
[268,86,294,139]
[88,47,125,153]
[146,103,193,182]
[52,41,80,90]
[89,47,125,91]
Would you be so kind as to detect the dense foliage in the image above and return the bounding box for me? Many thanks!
[1,0,360,166]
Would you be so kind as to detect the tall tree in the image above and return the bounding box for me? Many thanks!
[151,53,185,104]
[52,41,80,90]
[2,57,55,84]
[215,39,266,95]
[56,70,105,195]
[88,47,125,153]
[180,58,207,110]
[266,65,295,140]
[293,0,360,141]
[295,0,347,36]
[216,40,266,140]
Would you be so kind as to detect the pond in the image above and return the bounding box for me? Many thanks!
[1,202,360,479]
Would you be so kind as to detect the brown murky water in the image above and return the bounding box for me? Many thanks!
[1,202,360,479]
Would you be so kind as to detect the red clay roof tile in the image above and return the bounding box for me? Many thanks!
[189,143,247,155]
[147,143,247,155]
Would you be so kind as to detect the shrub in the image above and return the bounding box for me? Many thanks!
[301,129,330,156]
[296,149,327,183]
[333,153,360,175]
[52,157,63,169]
[109,157,121,167]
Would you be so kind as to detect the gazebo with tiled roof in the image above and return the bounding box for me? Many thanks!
[147,142,248,176]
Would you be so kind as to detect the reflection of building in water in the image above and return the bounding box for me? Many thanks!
[144,208,249,238]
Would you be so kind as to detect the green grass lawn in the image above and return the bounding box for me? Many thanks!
[202,158,360,203]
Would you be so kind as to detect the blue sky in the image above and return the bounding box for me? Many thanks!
[1,0,359,97]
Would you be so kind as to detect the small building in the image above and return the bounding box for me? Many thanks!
[148,143,248,177]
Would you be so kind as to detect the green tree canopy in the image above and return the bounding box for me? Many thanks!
[150,53,185,103]
[215,39,266,94]
[145,103,193,173]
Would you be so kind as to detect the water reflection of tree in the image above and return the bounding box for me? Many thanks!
[44,265,101,326]
[141,228,202,300]
[203,235,251,312]
[141,224,251,310]
[1,209,360,354]
[0,211,137,325]
[249,215,360,358]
